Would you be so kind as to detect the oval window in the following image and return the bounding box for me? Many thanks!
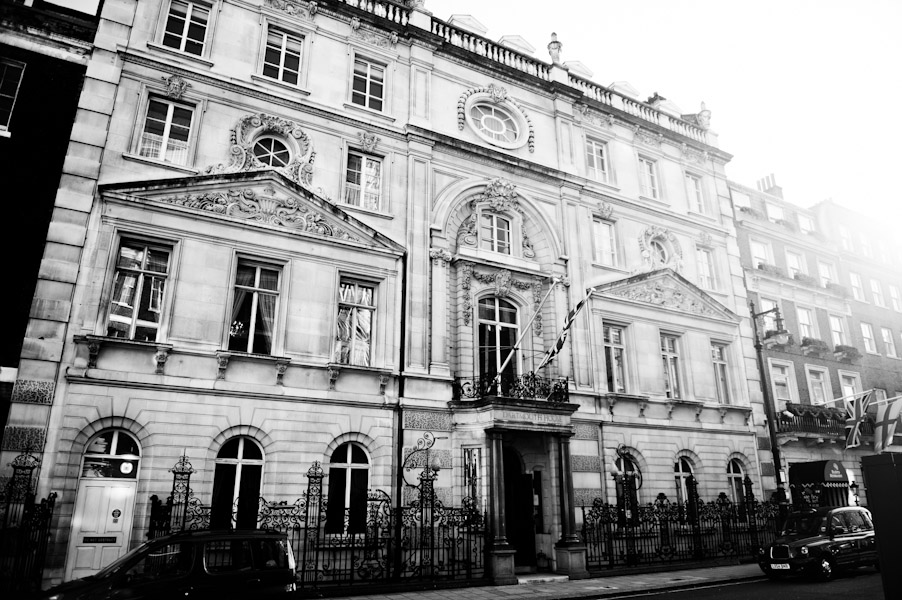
[252,137,291,167]
[465,98,528,150]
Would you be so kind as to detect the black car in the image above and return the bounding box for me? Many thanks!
[758,506,878,580]
[40,529,296,599]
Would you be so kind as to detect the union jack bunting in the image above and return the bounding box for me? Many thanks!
[536,288,593,370]
[873,395,902,453]
[844,390,872,449]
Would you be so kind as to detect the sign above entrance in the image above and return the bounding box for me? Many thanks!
[480,407,574,432]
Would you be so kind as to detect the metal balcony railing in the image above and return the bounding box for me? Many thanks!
[452,372,569,403]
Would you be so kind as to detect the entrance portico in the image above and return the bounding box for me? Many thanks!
[453,396,589,583]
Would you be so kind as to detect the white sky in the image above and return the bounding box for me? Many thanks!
[427,0,902,223]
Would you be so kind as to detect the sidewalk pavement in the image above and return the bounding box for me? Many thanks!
[320,562,766,600]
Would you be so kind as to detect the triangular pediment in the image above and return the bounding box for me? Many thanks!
[98,171,404,254]
[592,269,738,322]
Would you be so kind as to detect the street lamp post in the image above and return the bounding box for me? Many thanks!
[749,301,792,513]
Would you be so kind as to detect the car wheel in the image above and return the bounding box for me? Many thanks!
[816,557,835,581]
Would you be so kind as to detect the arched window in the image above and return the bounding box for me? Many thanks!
[211,437,263,529]
[650,239,668,265]
[81,430,141,479]
[478,297,519,387]
[325,442,369,534]
[727,459,745,505]
[674,457,693,504]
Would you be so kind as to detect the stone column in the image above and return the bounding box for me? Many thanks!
[428,248,452,376]
[486,428,516,585]
[554,433,589,579]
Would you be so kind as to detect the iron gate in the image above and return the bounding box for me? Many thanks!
[0,450,57,595]
[581,475,781,570]
[148,457,487,589]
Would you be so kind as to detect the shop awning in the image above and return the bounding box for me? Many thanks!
[789,460,849,485]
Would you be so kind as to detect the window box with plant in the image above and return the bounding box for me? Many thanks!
[756,262,786,278]
[833,344,862,363]
[793,272,819,287]
[800,337,830,357]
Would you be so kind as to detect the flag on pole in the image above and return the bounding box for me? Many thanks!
[874,396,902,453]
[844,390,872,449]
[536,288,593,370]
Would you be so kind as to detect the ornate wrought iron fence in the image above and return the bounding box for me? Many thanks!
[453,373,569,403]
[148,459,487,590]
[581,475,781,571]
[0,450,58,595]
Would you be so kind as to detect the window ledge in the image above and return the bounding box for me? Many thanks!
[639,194,668,206]
[688,210,717,222]
[215,350,292,385]
[339,202,393,220]
[74,335,173,373]
[342,102,396,124]
[122,152,200,174]
[146,42,215,68]
[249,74,311,97]
[325,363,393,395]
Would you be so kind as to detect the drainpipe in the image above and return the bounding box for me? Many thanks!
[393,250,408,578]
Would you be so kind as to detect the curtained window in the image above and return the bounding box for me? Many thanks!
[333,280,376,366]
[228,261,279,355]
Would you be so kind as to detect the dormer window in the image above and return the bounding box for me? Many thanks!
[480,214,511,254]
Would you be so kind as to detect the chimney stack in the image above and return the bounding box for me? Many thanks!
[756,174,783,199]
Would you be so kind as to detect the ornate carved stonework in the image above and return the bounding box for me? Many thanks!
[275,359,290,385]
[571,455,602,472]
[327,366,339,390]
[698,231,713,247]
[608,281,718,317]
[162,74,191,100]
[2,426,46,452]
[215,351,230,380]
[264,0,317,19]
[680,142,709,165]
[473,178,520,213]
[457,86,535,152]
[403,447,452,470]
[573,423,599,440]
[350,20,399,48]
[456,214,477,248]
[205,113,315,186]
[573,103,614,129]
[378,373,390,395]
[458,262,544,334]
[357,131,380,153]
[154,346,170,375]
[638,226,683,273]
[11,380,54,405]
[403,410,453,431]
[429,248,453,265]
[573,488,597,507]
[159,187,361,241]
[630,125,664,147]
[522,234,536,259]
[403,485,451,506]
[597,201,614,221]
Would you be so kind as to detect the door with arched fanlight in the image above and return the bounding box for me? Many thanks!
[66,430,141,581]
[211,437,264,530]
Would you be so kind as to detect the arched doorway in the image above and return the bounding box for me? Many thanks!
[66,430,141,580]
[503,446,536,569]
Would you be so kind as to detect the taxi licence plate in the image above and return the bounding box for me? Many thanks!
[771,563,790,570]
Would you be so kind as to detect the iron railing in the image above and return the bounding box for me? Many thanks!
[0,450,57,595]
[581,476,782,570]
[149,460,487,590]
[453,373,569,403]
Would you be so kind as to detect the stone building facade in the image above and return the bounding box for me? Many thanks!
[3,0,765,585]
[730,178,902,508]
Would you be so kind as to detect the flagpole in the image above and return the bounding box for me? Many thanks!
[492,279,559,385]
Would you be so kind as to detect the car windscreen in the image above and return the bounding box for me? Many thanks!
[781,513,824,536]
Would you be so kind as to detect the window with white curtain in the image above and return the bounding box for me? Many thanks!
[228,261,280,355]
[882,327,897,358]
[138,98,194,166]
[344,151,383,211]
[806,367,830,405]
[661,334,682,399]
[333,279,376,366]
